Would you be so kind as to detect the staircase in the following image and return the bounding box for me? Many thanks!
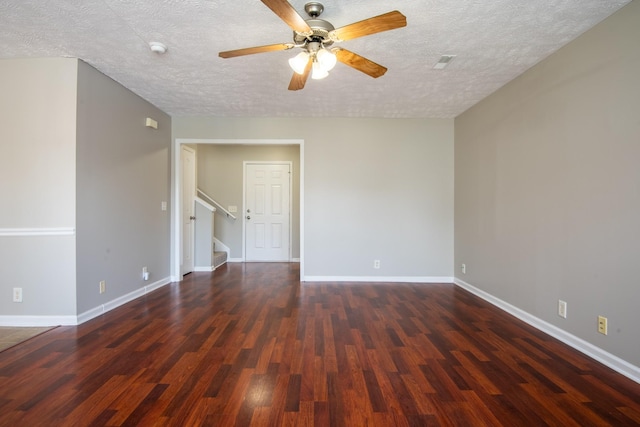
[213,249,228,268]
[194,189,233,271]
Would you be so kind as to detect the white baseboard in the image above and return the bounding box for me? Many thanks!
[302,276,454,283]
[76,276,172,325]
[0,315,77,326]
[194,266,215,272]
[0,281,172,328]
[454,277,640,385]
[225,258,300,263]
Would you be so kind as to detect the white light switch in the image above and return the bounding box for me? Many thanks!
[161,201,167,211]
[228,206,237,213]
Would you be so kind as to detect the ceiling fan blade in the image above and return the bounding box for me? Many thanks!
[288,58,312,91]
[261,0,311,33]
[330,11,407,42]
[334,49,387,78]
[219,43,293,58]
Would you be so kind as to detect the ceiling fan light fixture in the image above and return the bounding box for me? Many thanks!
[316,48,336,71]
[288,51,310,74]
[311,61,329,79]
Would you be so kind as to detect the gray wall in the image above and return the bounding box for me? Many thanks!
[196,144,300,259]
[0,58,78,317]
[173,117,454,279]
[0,58,171,321]
[455,2,640,365]
[76,60,171,314]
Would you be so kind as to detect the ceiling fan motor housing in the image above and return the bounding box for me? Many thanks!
[293,18,335,47]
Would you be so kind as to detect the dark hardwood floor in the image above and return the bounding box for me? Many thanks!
[1,263,639,426]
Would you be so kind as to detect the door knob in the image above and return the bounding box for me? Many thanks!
[246,215,251,220]
[189,216,196,220]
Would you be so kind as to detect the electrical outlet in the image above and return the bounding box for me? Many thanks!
[598,315,608,335]
[558,300,567,318]
[142,266,149,281]
[13,287,23,303]
[373,260,381,269]
[461,264,466,274]
[99,280,106,294]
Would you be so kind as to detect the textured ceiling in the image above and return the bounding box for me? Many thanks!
[0,0,631,118]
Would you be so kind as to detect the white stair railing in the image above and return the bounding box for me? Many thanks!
[196,188,237,219]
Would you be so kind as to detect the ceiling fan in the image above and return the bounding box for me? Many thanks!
[219,0,407,90]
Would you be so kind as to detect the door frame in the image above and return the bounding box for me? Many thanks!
[243,161,293,262]
[171,139,304,282]
[180,145,196,275]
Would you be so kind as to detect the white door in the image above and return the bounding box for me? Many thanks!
[181,146,196,275]
[245,163,291,261]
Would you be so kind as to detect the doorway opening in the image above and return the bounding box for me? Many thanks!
[172,139,304,281]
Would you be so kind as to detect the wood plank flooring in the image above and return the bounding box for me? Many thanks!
[1,263,639,426]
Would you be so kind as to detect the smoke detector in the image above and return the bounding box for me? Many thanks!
[149,42,168,54]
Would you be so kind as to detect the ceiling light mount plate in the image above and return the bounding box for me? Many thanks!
[305,2,324,18]
[149,42,168,54]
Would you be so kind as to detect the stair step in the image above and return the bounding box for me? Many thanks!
[213,251,227,268]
